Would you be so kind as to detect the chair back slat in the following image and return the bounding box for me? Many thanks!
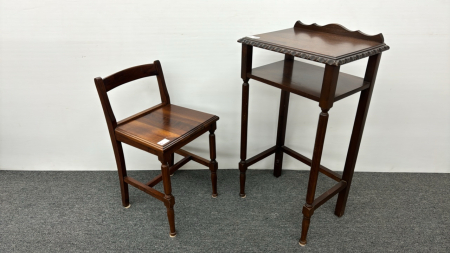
[103,64,158,92]
[94,60,171,135]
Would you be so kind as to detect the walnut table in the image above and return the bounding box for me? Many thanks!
[237,21,390,246]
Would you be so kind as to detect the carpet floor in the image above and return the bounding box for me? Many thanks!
[0,169,449,252]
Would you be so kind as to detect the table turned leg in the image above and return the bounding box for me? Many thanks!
[209,122,218,198]
[239,81,249,198]
[299,110,330,246]
[300,64,339,246]
[335,53,382,217]
[239,44,252,198]
[160,158,176,237]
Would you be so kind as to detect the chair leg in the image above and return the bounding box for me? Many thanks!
[169,153,175,176]
[299,111,330,246]
[161,159,176,237]
[112,141,129,208]
[209,123,218,198]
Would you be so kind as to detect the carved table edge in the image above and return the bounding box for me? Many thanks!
[237,37,390,66]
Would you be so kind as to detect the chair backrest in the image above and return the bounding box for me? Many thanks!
[94,60,170,136]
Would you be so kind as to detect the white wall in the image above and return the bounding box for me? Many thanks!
[1,0,449,172]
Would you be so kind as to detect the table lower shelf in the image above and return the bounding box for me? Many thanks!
[248,60,369,102]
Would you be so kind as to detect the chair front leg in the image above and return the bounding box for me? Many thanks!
[169,153,175,176]
[160,158,176,237]
[209,122,218,198]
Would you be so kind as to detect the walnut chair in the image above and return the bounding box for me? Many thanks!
[94,60,219,237]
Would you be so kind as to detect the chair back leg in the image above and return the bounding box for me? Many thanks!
[112,141,130,207]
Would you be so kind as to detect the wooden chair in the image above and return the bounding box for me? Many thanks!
[94,60,219,237]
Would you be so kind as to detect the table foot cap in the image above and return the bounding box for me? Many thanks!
[240,194,246,198]
[124,204,131,209]
[212,194,218,198]
[169,232,177,238]
[299,241,307,247]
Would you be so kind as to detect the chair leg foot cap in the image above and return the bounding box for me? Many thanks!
[124,204,131,209]
[299,241,306,246]
[240,194,246,198]
[170,174,174,177]
[212,194,218,198]
[170,232,177,237]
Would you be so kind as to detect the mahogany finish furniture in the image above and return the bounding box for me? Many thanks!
[95,60,219,237]
[237,21,389,245]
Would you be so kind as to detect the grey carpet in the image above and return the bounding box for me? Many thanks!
[0,169,449,252]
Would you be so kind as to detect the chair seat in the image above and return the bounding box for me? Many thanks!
[115,104,219,152]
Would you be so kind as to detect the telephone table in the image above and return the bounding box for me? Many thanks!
[237,21,390,245]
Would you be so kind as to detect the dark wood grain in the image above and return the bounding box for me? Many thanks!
[253,28,380,57]
[103,64,157,92]
[124,176,165,202]
[146,156,192,187]
[209,122,218,198]
[239,44,253,198]
[281,146,341,182]
[154,60,171,104]
[115,104,218,152]
[238,22,387,246]
[312,181,347,210]
[319,65,340,109]
[175,149,210,167]
[160,157,176,237]
[94,77,128,207]
[245,146,277,167]
[249,60,368,102]
[335,53,382,217]
[117,103,165,126]
[294,21,384,43]
[273,55,293,178]
[300,63,340,245]
[238,21,389,66]
[95,60,219,237]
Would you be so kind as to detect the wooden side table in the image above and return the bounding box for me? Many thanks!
[237,21,389,246]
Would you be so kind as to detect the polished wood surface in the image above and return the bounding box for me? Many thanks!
[95,60,219,237]
[300,63,338,244]
[209,122,218,198]
[238,21,389,66]
[103,64,158,92]
[273,56,292,177]
[293,21,384,43]
[335,53,382,217]
[253,28,380,58]
[249,60,368,102]
[281,146,341,182]
[237,21,387,246]
[239,44,252,198]
[116,104,218,152]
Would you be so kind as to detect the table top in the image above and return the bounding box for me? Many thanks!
[238,21,389,66]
